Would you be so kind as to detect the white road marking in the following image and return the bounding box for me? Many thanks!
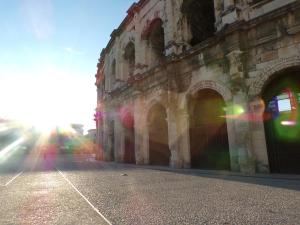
[3,171,24,186]
[57,169,113,225]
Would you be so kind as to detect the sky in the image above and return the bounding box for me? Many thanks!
[0,0,135,133]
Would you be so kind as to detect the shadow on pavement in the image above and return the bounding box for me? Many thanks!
[52,156,300,192]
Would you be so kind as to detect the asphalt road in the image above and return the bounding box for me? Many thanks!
[0,142,300,225]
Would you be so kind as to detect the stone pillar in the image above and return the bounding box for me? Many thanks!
[115,36,122,80]
[233,91,255,173]
[114,111,125,163]
[177,109,191,168]
[166,106,181,168]
[227,50,255,174]
[103,116,112,161]
[164,0,189,56]
[95,122,104,160]
[249,98,270,173]
[133,10,142,76]
[133,94,148,165]
[225,109,239,171]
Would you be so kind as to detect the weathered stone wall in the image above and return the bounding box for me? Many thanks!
[95,0,300,174]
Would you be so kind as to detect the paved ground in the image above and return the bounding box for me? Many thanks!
[0,142,300,225]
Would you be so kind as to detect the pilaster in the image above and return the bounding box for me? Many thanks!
[164,0,188,56]
[114,113,125,162]
[133,95,148,165]
[166,105,180,168]
[227,50,255,174]
[177,108,191,169]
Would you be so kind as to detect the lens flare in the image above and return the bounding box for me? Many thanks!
[281,120,297,126]
[119,105,134,129]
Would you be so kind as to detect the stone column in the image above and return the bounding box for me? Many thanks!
[232,91,255,174]
[95,122,103,160]
[166,106,181,168]
[115,36,122,80]
[102,116,112,161]
[133,10,142,76]
[227,50,256,174]
[164,0,189,56]
[114,111,125,163]
[249,98,270,173]
[133,94,148,165]
[177,109,191,168]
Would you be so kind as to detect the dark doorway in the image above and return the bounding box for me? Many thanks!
[189,89,230,170]
[148,104,171,166]
[123,111,136,164]
[263,71,300,174]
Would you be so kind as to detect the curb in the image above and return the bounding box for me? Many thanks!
[93,160,300,181]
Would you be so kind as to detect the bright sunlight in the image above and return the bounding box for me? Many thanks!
[0,64,95,133]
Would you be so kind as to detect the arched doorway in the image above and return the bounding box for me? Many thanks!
[121,108,136,164]
[147,104,170,166]
[262,70,300,174]
[188,89,230,170]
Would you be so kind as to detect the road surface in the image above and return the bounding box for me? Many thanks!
[0,140,300,225]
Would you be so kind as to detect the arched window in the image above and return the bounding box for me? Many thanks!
[111,59,116,76]
[111,59,116,88]
[181,0,216,46]
[124,42,135,75]
[147,19,165,58]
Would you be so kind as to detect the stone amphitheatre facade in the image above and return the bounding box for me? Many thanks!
[95,0,300,174]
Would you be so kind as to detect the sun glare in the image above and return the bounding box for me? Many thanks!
[0,66,95,133]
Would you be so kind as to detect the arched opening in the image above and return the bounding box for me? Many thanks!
[120,107,135,164]
[110,59,116,89]
[143,18,165,61]
[147,104,170,166]
[262,70,300,174]
[124,42,135,76]
[188,89,230,170]
[181,0,216,46]
[111,59,116,77]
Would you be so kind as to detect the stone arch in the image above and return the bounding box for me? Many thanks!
[120,32,135,49]
[248,55,300,97]
[144,91,169,117]
[186,80,232,102]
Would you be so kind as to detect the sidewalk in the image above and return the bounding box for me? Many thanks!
[93,159,300,181]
